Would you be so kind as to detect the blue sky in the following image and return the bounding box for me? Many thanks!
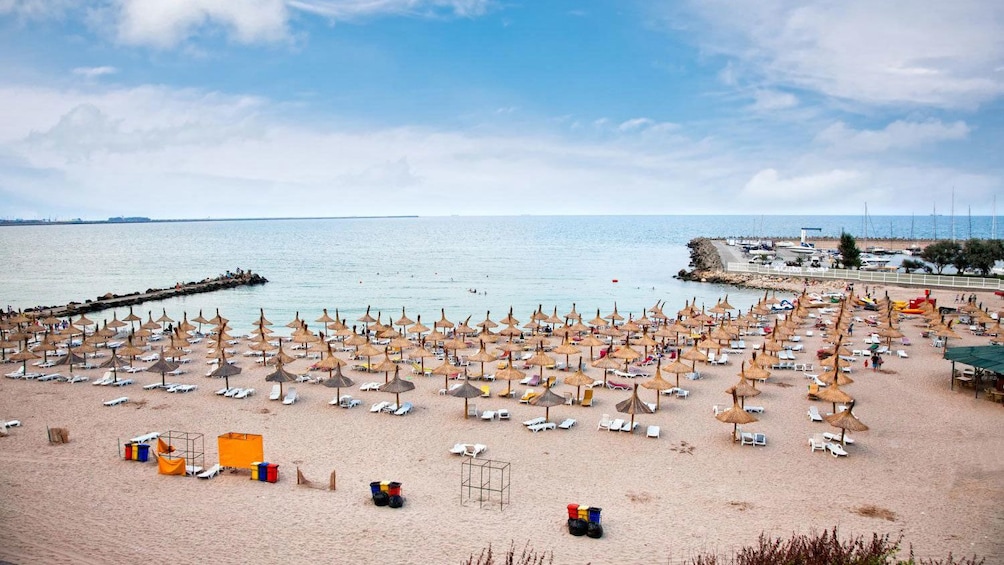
[1,0,1002,219]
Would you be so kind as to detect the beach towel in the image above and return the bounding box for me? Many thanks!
[158,456,186,476]
[157,437,175,455]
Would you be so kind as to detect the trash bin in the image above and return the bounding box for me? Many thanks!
[136,443,150,462]
[258,462,270,482]
[578,506,589,521]
[380,480,390,493]
[588,507,602,524]
[388,482,402,497]
[567,503,579,520]
[266,463,279,483]
[370,481,382,496]
[250,462,260,481]
[124,443,133,460]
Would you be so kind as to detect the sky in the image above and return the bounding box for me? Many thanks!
[1,0,1002,219]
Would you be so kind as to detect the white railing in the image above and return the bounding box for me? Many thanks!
[726,263,1004,290]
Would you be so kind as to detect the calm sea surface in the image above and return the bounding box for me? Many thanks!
[0,215,997,334]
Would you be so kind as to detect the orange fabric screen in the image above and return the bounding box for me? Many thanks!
[158,456,187,476]
[218,432,264,469]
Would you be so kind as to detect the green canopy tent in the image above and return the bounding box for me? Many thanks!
[943,345,1004,398]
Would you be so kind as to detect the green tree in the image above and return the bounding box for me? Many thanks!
[900,258,928,273]
[838,232,861,269]
[962,239,1002,276]
[920,240,962,274]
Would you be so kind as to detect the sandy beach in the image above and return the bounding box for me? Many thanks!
[1,286,1002,564]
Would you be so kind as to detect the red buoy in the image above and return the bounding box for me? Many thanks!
[612,279,618,283]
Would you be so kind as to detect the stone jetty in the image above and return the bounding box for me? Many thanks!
[28,272,268,318]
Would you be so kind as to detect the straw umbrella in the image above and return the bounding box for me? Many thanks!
[495,361,525,398]
[265,359,298,398]
[210,351,242,389]
[815,383,854,416]
[100,351,130,383]
[408,340,436,376]
[354,339,383,372]
[591,346,622,386]
[431,358,458,391]
[372,348,399,384]
[449,374,483,419]
[823,400,868,444]
[379,366,415,408]
[641,362,674,410]
[467,341,497,379]
[552,337,582,371]
[610,343,642,373]
[526,345,556,382]
[615,383,654,432]
[156,309,175,331]
[660,358,692,389]
[577,333,605,361]
[530,384,566,422]
[563,368,595,404]
[54,348,86,374]
[146,348,180,387]
[9,348,40,375]
[191,310,210,334]
[715,391,758,442]
[725,370,761,408]
[322,364,355,403]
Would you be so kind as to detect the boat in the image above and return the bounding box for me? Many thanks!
[789,243,816,255]
[859,254,891,270]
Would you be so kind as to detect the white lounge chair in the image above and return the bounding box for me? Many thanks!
[753,433,767,447]
[395,402,413,416]
[464,444,487,458]
[740,431,756,446]
[197,463,222,479]
[827,442,849,457]
[130,432,160,443]
[808,406,824,422]
[269,384,282,400]
[370,401,390,413]
[480,410,496,421]
[646,425,660,438]
[449,443,468,455]
[897,350,909,358]
[823,432,854,444]
[619,421,639,433]
[92,373,115,386]
[558,418,576,429]
[809,434,827,452]
[103,396,128,406]
[215,387,231,395]
[282,388,298,405]
[597,414,613,430]
[235,388,255,399]
[608,418,625,432]
[744,405,764,414]
[5,420,22,428]
[112,378,134,387]
[528,422,556,432]
[497,409,510,420]
[67,375,89,384]
[676,389,690,399]
[523,416,546,427]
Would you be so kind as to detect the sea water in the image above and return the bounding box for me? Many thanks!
[0,215,997,333]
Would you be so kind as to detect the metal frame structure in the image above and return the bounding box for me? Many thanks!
[460,458,510,511]
[161,430,205,477]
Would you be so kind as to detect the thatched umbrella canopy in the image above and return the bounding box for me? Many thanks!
[615,383,654,431]
[269,341,296,366]
[122,307,142,331]
[146,348,180,386]
[467,341,497,378]
[322,364,355,402]
[591,346,622,386]
[743,362,771,387]
[823,400,868,443]
[354,340,382,371]
[10,348,40,375]
[177,313,197,333]
[248,338,276,366]
[431,358,458,390]
[100,351,130,383]
[156,309,175,330]
[588,309,608,328]
[577,333,605,361]
[495,361,526,397]
[818,365,855,386]
[408,340,436,375]
[725,372,761,408]
[116,337,144,365]
[265,360,298,397]
[679,346,708,373]
[54,349,86,373]
[715,391,758,442]
[210,351,242,389]
[530,384,566,422]
[815,383,854,415]
[526,345,556,380]
[372,348,399,383]
[499,307,519,326]
[552,338,582,371]
[379,366,416,407]
[316,309,336,325]
[641,362,674,410]
[449,374,484,419]
[660,358,692,388]
[563,368,595,404]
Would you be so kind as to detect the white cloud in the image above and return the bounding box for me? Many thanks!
[109,0,289,48]
[750,89,798,111]
[0,0,73,20]
[618,118,653,132]
[72,66,118,79]
[815,119,971,153]
[288,0,493,19]
[742,168,862,201]
[683,0,1004,109]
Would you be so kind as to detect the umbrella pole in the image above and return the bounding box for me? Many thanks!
[464,398,469,419]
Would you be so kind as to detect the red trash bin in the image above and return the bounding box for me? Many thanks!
[567,503,579,519]
[124,443,133,460]
[388,482,402,497]
[266,463,279,483]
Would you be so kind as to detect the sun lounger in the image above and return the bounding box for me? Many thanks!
[112,378,134,387]
[826,442,848,457]
[740,431,755,446]
[518,390,538,403]
[897,350,909,358]
[215,387,230,395]
[103,396,128,406]
[269,384,282,400]
[646,425,660,438]
[360,382,381,391]
[5,367,24,378]
[449,443,468,455]
[619,421,639,433]
[809,434,827,452]
[580,389,594,407]
[480,410,496,421]
[753,433,766,446]
[282,388,298,405]
[172,384,197,393]
[597,414,613,430]
[822,432,854,444]
[558,418,576,429]
[235,388,255,399]
[92,373,115,386]
[497,409,510,420]
[712,404,726,415]
[808,405,824,422]
[608,418,625,431]
[464,444,487,458]
[744,405,764,414]
[395,402,413,416]
[370,401,390,413]
[606,380,631,391]
[685,372,702,380]
[130,431,160,443]
[528,422,556,432]
[197,463,222,479]
[676,389,690,399]
[37,373,62,382]
[5,420,22,428]
[523,416,546,427]
[67,375,89,384]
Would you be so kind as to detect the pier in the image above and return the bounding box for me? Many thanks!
[27,272,268,318]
